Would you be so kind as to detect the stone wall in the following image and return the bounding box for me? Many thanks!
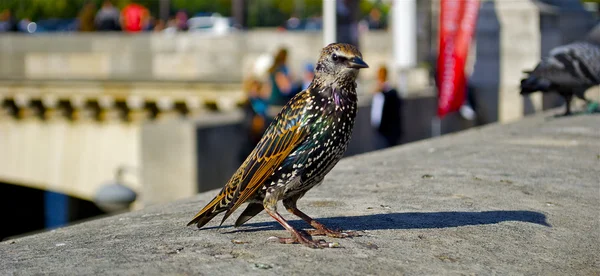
[0,31,410,85]
[0,119,141,201]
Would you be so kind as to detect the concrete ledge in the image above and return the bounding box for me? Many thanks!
[1,111,599,275]
[140,90,475,206]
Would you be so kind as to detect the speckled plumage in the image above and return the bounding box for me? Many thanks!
[188,43,368,248]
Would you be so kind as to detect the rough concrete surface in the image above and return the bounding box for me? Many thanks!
[1,111,599,275]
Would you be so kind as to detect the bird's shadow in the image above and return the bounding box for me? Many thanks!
[545,104,600,120]
[199,210,550,234]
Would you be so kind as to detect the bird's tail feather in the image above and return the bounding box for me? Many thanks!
[187,194,227,228]
[234,203,264,227]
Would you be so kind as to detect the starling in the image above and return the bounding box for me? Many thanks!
[520,40,600,116]
[188,43,369,248]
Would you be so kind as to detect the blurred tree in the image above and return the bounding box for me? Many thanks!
[246,0,322,28]
[0,0,126,21]
[171,0,231,16]
[0,0,389,27]
[247,0,279,27]
[0,0,78,20]
[359,0,389,17]
[303,0,322,16]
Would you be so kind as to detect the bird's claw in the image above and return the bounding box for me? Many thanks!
[305,228,362,238]
[267,235,341,248]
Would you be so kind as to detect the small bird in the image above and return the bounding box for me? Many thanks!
[520,40,600,116]
[187,43,368,248]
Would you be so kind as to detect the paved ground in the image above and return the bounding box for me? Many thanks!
[1,111,599,275]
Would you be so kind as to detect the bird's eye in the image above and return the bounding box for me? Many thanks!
[332,53,339,62]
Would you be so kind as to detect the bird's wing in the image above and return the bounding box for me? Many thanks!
[547,42,600,85]
[187,91,312,228]
[527,58,583,87]
[217,91,311,224]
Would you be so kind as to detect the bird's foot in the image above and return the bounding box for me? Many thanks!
[554,112,572,118]
[267,235,341,249]
[305,228,362,238]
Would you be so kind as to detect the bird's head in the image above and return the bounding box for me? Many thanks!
[314,43,369,84]
[520,75,552,95]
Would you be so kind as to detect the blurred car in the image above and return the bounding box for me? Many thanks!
[186,13,235,35]
[28,18,79,33]
[285,18,322,31]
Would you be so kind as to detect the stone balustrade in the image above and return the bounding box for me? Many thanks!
[0,80,244,122]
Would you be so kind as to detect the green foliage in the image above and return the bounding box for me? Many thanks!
[0,0,128,21]
[171,0,231,16]
[245,0,391,28]
[303,0,323,17]
[359,0,389,18]
[0,0,230,21]
[0,0,389,27]
[246,0,321,28]
[0,0,73,20]
[247,0,290,28]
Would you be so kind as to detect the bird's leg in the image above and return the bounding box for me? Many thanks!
[558,92,573,116]
[283,197,361,238]
[574,89,599,113]
[564,93,573,116]
[263,188,335,248]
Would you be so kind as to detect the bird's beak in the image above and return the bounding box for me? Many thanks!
[348,56,369,69]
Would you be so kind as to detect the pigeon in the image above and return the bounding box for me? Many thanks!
[520,40,600,115]
[188,43,369,248]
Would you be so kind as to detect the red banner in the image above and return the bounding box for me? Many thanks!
[437,0,480,118]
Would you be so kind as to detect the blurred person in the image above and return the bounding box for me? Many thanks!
[459,79,477,121]
[175,10,189,31]
[153,19,166,32]
[17,18,31,32]
[301,63,315,91]
[162,16,179,33]
[286,13,301,30]
[144,16,157,31]
[366,8,386,30]
[95,0,121,31]
[267,48,294,115]
[239,78,270,163]
[78,1,96,32]
[288,63,315,96]
[371,65,403,150]
[0,9,18,32]
[120,1,150,33]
